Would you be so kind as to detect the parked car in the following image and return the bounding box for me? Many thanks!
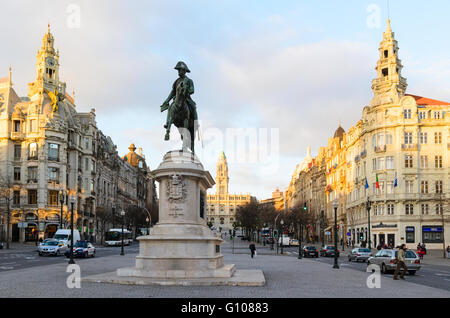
[367,249,421,275]
[289,239,299,246]
[37,238,55,251]
[38,239,67,256]
[65,240,96,258]
[265,237,275,245]
[320,245,340,257]
[302,246,319,258]
[348,248,372,262]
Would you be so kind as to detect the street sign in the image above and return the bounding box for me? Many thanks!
[18,222,28,228]
[347,232,351,236]
[325,231,331,235]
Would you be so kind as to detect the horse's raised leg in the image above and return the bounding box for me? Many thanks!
[165,125,171,141]
[190,124,195,154]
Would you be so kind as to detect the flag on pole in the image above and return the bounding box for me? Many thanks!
[394,172,398,187]
[376,173,380,189]
[365,177,369,189]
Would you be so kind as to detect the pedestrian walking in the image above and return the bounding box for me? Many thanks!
[421,243,427,255]
[446,246,450,259]
[249,241,256,258]
[394,244,407,280]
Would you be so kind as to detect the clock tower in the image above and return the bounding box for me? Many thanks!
[28,24,66,99]
[215,152,229,195]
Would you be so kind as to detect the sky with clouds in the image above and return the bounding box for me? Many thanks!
[1,0,449,200]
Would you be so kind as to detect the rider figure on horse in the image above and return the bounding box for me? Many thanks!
[161,61,198,141]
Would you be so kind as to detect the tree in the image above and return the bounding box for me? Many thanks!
[287,203,315,242]
[235,202,277,242]
[236,201,260,240]
[0,177,12,249]
[95,206,113,245]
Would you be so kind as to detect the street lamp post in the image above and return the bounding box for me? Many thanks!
[320,210,325,248]
[333,200,339,269]
[69,194,75,265]
[298,222,302,259]
[120,209,125,256]
[280,219,284,255]
[366,197,372,250]
[112,204,116,228]
[59,190,65,229]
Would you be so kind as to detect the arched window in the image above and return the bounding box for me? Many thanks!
[28,142,38,159]
[220,218,224,225]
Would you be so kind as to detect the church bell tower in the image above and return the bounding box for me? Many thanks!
[28,24,66,99]
[370,19,407,107]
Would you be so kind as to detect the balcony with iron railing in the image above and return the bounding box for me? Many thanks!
[374,145,386,153]
[355,155,360,163]
[360,150,367,158]
[10,131,25,140]
[401,144,418,151]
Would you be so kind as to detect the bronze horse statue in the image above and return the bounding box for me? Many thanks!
[161,61,198,154]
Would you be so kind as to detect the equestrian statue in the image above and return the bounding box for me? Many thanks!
[160,61,199,154]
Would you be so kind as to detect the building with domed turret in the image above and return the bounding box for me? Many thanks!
[0,26,156,244]
[286,19,449,250]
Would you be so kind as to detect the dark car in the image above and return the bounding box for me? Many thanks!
[302,246,319,258]
[320,245,340,257]
[265,237,275,245]
[65,240,96,258]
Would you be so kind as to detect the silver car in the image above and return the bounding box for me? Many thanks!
[367,249,421,275]
[38,239,67,256]
[348,248,372,262]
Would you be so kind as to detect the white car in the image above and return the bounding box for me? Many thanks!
[38,239,67,256]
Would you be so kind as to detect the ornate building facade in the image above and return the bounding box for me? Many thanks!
[285,146,327,242]
[206,152,255,230]
[0,27,156,243]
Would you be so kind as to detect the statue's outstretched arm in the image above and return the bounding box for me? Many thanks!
[161,88,175,112]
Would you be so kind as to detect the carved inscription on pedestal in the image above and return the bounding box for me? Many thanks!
[166,174,187,218]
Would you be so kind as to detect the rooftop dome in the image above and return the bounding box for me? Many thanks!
[334,125,345,140]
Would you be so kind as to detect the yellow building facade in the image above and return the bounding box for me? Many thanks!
[288,19,449,250]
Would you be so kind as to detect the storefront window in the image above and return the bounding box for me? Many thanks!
[406,226,415,243]
[422,226,443,243]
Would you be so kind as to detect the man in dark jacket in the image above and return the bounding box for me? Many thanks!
[249,241,256,258]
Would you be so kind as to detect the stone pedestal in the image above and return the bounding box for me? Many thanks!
[83,150,265,286]
[118,150,234,279]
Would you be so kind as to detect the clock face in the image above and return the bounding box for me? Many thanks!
[46,58,55,66]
